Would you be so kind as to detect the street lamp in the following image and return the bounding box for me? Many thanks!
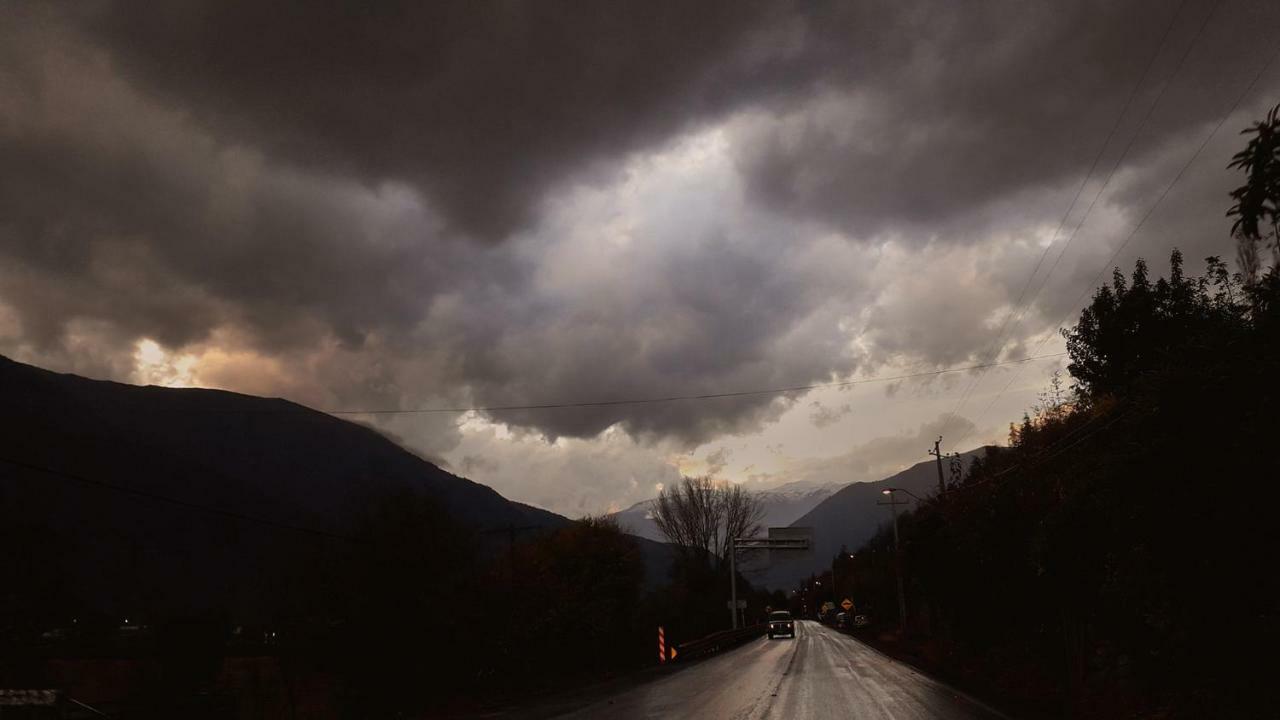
[879,488,912,633]
[832,551,854,608]
[882,486,924,502]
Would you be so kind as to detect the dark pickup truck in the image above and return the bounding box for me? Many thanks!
[767,611,795,639]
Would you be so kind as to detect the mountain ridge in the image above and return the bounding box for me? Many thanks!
[742,449,991,589]
[0,355,689,620]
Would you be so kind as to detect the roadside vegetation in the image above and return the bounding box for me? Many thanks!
[842,106,1280,718]
[3,489,768,717]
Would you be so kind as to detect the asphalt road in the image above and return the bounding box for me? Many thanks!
[557,621,1007,719]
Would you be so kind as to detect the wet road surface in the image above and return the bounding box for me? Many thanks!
[558,621,1008,719]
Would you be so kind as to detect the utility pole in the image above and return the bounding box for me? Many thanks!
[879,489,911,633]
[889,493,906,632]
[929,436,946,493]
[831,555,838,607]
[729,536,738,629]
[832,546,852,607]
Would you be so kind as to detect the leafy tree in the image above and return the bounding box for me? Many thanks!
[1064,250,1247,399]
[504,516,646,689]
[1228,102,1280,279]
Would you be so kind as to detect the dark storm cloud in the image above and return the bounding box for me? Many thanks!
[0,7,867,447]
[733,0,1280,238]
[67,0,1280,243]
[65,0,807,241]
[386,179,874,442]
[1,0,1277,458]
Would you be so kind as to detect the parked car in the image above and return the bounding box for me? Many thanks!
[853,614,870,628]
[767,610,795,639]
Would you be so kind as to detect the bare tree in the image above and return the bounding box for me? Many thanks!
[652,475,764,570]
[719,482,765,566]
[652,475,715,565]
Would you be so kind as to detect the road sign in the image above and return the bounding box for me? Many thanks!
[726,599,747,609]
[841,599,853,611]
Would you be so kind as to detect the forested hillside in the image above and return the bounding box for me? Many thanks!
[845,248,1280,717]
[0,358,694,715]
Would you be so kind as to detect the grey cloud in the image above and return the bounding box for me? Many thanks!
[965,95,1280,351]
[733,0,1280,239]
[59,0,804,241]
[54,0,1266,246]
[782,413,978,488]
[1101,96,1280,268]
[447,427,683,517]
[0,15,876,448]
[406,204,875,443]
[0,23,448,355]
[809,400,851,428]
[704,447,732,476]
[1,0,1276,468]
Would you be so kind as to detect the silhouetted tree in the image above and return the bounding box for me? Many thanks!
[846,248,1280,716]
[719,482,766,565]
[1228,102,1280,277]
[651,475,763,570]
[841,106,1280,715]
[504,515,646,687]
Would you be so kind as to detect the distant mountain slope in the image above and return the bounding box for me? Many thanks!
[746,449,990,590]
[612,480,843,543]
[0,356,581,620]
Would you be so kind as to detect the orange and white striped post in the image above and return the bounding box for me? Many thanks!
[658,626,666,664]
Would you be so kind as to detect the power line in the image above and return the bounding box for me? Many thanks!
[945,0,1193,429]
[1060,39,1280,326]
[0,356,1052,541]
[323,353,1067,416]
[944,407,1135,494]
[951,36,1280,451]
[0,353,1062,545]
[1030,409,1134,466]
[1005,0,1225,320]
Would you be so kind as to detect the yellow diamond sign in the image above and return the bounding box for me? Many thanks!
[841,599,853,611]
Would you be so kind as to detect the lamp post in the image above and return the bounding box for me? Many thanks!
[729,536,737,629]
[832,551,853,608]
[886,486,924,502]
[880,488,912,633]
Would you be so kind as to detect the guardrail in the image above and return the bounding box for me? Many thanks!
[673,623,767,662]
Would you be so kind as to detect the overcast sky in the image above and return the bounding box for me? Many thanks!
[3,0,1278,517]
